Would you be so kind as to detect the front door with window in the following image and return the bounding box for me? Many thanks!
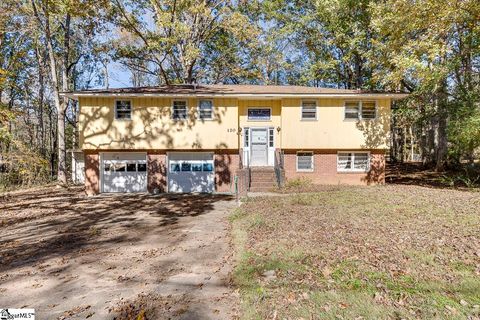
[250,128,268,166]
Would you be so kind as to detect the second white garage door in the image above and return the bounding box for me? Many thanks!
[168,152,215,193]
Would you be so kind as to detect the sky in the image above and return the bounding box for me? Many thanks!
[107,61,132,88]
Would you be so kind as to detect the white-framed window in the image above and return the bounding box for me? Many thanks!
[198,99,213,120]
[268,127,274,147]
[337,152,370,172]
[172,100,187,120]
[247,108,271,121]
[344,101,377,120]
[361,101,376,119]
[115,100,132,120]
[296,152,314,172]
[301,100,317,120]
[169,160,214,172]
[244,127,249,147]
[104,159,146,173]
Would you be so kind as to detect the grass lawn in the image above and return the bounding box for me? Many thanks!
[230,184,480,319]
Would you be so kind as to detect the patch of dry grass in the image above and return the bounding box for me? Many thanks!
[231,185,480,319]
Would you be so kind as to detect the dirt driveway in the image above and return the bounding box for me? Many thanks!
[0,186,238,319]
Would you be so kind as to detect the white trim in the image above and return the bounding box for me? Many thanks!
[171,99,188,120]
[301,99,318,121]
[197,99,214,120]
[62,92,409,100]
[114,99,132,120]
[343,100,378,121]
[247,107,272,121]
[296,151,314,172]
[336,151,371,173]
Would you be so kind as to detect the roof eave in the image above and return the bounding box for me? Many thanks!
[60,92,409,100]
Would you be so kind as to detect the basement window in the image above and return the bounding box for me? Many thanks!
[115,100,132,120]
[337,152,370,172]
[296,152,314,172]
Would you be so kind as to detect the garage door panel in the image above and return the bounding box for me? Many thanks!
[102,153,147,193]
[168,153,215,193]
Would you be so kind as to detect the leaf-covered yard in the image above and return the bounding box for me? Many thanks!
[231,185,480,319]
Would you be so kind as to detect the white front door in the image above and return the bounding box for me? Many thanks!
[250,128,268,166]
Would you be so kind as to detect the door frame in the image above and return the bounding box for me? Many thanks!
[244,127,274,167]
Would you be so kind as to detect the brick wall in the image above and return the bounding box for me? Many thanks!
[147,152,167,193]
[84,152,99,195]
[214,152,240,192]
[283,150,385,185]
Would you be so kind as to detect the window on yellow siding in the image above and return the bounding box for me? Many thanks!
[115,100,132,120]
[301,101,317,120]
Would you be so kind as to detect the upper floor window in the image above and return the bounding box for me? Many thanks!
[301,101,317,120]
[248,108,271,121]
[172,100,187,120]
[337,152,370,172]
[198,100,213,120]
[115,100,132,120]
[344,101,377,120]
[296,152,314,172]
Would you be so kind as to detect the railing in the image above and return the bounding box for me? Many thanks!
[274,149,285,188]
[239,148,251,191]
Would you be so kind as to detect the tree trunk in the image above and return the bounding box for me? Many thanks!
[434,83,448,171]
[41,0,67,183]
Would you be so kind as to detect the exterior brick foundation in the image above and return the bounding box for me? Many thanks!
[214,152,240,193]
[283,150,385,185]
[147,152,167,193]
[84,152,100,195]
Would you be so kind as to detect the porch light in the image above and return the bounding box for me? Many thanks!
[276,126,281,132]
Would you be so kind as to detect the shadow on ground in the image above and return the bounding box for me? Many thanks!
[386,161,480,190]
[0,186,232,272]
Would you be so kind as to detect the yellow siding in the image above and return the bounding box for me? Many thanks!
[79,96,391,151]
[79,97,239,150]
[280,98,391,149]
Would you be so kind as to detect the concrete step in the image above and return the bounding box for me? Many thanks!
[250,181,277,189]
[250,176,276,182]
[249,186,279,192]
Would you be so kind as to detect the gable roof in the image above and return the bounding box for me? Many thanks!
[61,84,409,99]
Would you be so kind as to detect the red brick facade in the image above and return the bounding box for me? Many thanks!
[214,152,240,192]
[283,149,385,185]
[83,149,384,195]
[83,150,240,194]
[147,152,167,193]
[84,152,99,195]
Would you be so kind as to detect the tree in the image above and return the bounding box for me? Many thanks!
[370,0,480,170]
[111,0,259,84]
[29,0,108,183]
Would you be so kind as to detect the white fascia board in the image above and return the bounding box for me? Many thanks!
[61,92,409,100]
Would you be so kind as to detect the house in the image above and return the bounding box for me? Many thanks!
[61,84,407,195]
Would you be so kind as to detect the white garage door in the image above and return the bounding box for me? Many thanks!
[168,152,215,193]
[101,153,147,193]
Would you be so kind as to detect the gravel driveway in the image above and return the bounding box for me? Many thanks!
[0,186,238,319]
